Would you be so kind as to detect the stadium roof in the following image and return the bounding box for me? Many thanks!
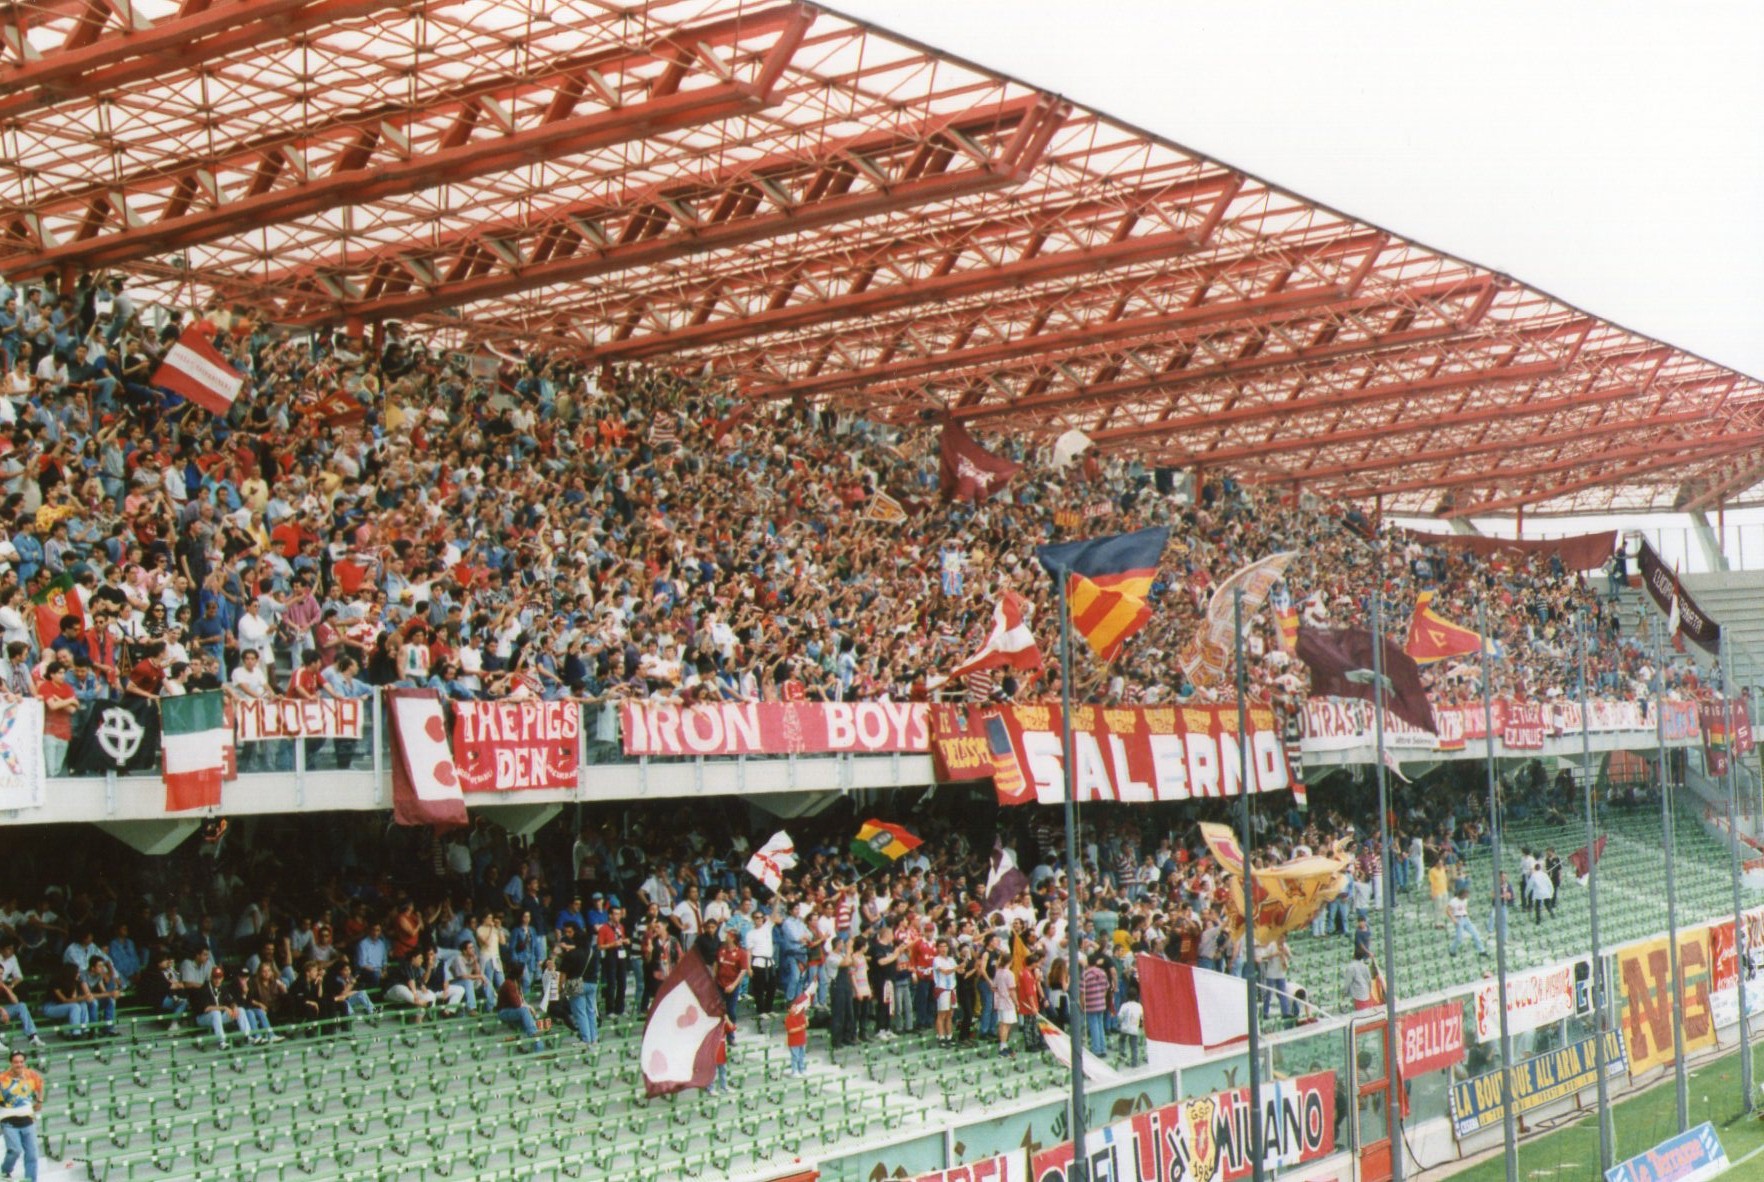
[4,0,1761,517]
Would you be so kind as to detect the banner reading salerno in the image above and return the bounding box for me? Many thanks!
[929,703,1292,806]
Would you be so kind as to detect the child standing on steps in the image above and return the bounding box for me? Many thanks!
[784,990,810,1077]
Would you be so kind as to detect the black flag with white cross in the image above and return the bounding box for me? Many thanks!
[69,699,161,775]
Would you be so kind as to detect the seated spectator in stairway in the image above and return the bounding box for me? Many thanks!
[192,965,252,1050]
[43,963,95,1037]
[246,963,286,1041]
[495,976,545,1054]
[0,948,43,1050]
[134,950,191,1019]
[416,947,467,1015]
[105,924,142,990]
[353,922,390,987]
[178,947,215,989]
[83,958,122,1036]
[288,960,330,1027]
[61,928,108,976]
[446,942,492,1013]
[326,960,374,1019]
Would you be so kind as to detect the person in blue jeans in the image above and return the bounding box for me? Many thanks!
[1080,956,1110,1059]
[496,978,545,1053]
[0,1050,44,1182]
[0,967,43,1051]
[557,930,599,1045]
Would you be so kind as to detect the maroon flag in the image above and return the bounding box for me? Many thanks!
[1569,835,1606,884]
[640,948,726,1097]
[1296,625,1437,734]
[1701,700,1733,777]
[389,689,467,829]
[938,420,1020,502]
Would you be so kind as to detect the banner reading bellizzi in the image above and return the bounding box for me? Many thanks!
[621,702,929,757]
[1029,1070,1336,1182]
[929,703,1291,806]
[454,700,580,791]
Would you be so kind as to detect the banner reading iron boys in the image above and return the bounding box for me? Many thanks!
[453,700,580,792]
[930,703,1292,806]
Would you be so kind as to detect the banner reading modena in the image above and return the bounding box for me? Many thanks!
[1029,1071,1335,1182]
[1619,929,1717,1077]
[621,702,928,757]
[1451,1031,1627,1138]
[455,700,580,791]
[911,1152,1028,1182]
[930,704,1291,806]
[234,697,364,743]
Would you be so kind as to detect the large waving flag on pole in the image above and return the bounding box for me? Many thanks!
[1179,552,1297,688]
[1035,527,1168,662]
[1403,590,1490,665]
[151,329,245,416]
[949,590,1043,680]
[938,420,1020,502]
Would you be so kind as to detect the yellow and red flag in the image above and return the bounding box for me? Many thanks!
[1403,590,1487,665]
[1065,574,1152,662]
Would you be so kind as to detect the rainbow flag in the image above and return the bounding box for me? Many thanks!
[851,819,922,868]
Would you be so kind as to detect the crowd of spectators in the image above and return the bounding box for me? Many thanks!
[0,268,1722,781]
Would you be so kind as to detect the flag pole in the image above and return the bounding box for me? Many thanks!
[1057,567,1088,1182]
[1654,613,1689,1131]
[1723,628,1754,1114]
[1477,599,1519,1182]
[1576,613,1613,1172]
[1233,587,1266,1182]
[1368,574,1402,1182]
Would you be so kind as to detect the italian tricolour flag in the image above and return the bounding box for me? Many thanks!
[162,692,228,812]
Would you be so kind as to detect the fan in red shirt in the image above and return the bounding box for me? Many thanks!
[714,927,750,1038]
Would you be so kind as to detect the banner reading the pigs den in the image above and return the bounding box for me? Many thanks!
[454,699,580,791]
[929,703,1291,806]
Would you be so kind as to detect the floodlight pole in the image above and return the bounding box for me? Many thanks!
[1477,599,1518,1182]
[1368,577,1402,1182]
[1576,614,1614,1173]
[1654,614,1690,1132]
[1233,588,1267,1182]
[1056,568,1088,1182]
[1722,629,1754,1114]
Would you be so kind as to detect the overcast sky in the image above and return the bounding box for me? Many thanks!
[835,1,1764,382]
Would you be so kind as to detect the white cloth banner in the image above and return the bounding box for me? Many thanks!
[0,700,44,810]
[234,698,364,742]
[1473,957,1588,1043]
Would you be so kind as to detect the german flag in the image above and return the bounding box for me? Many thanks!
[1066,574,1153,661]
[1403,590,1487,665]
[851,819,922,868]
[1037,527,1167,660]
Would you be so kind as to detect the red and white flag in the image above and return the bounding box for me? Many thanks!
[1035,1015,1121,1083]
[949,591,1043,681]
[1137,953,1250,1068]
[744,831,797,893]
[641,948,727,1097]
[151,330,245,416]
[389,689,466,829]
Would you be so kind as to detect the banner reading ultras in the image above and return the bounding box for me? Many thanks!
[930,704,1291,806]
[454,700,580,792]
[621,702,929,757]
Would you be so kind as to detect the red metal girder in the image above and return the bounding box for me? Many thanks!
[0,0,417,120]
[944,281,1523,423]
[286,97,1066,326]
[1088,357,1569,448]
[1329,416,1731,498]
[754,284,1340,401]
[1444,436,1764,517]
[2,4,815,276]
[1273,402,1706,487]
[1682,456,1764,512]
[271,93,1062,318]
